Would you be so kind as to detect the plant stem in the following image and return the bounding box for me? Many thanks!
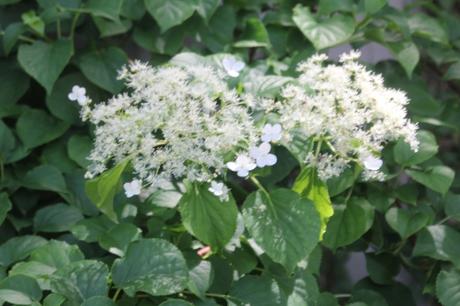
[69,11,81,39]
[112,288,122,301]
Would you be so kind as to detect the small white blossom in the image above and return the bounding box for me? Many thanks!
[68,85,88,105]
[222,57,245,77]
[249,142,277,168]
[261,123,282,143]
[227,154,256,177]
[123,179,142,198]
[208,181,229,202]
[363,155,383,171]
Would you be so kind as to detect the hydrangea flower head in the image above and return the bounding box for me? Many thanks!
[80,61,259,195]
[277,51,418,181]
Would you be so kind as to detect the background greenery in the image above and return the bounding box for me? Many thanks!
[0,0,459,305]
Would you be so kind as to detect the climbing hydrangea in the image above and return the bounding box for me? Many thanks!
[79,61,260,195]
[276,51,419,181]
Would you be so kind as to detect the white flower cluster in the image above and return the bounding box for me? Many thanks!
[78,61,262,198]
[277,51,418,181]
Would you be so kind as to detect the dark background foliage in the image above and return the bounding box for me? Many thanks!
[0,0,459,305]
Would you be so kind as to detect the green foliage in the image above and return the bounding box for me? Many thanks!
[0,0,459,305]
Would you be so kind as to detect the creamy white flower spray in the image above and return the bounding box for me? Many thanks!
[276,51,419,181]
[75,60,262,200]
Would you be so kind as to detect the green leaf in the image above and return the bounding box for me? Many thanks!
[293,167,334,238]
[77,47,127,93]
[445,61,460,81]
[42,293,66,306]
[384,207,430,239]
[179,182,238,250]
[406,165,455,195]
[85,160,129,222]
[98,223,141,256]
[17,39,73,94]
[393,130,438,166]
[93,17,132,38]
[71,216,115,243]
[194,0,219,21]
[111,238,188,296]
[0,235,47,267]
[23,165,68,194]
[293,5,355,50]
[144,0,196,32]
[159,299,194,306]
[413,225,460,268]
[16,108,69,149]
[0,60,29,107]
[234,18,271,48]
[387,41,420,78]
[408,13,449,45]
[318,0,354,15]
[186,256,213,299]
[322,198,375,250]
[86,0,123,21]
[9,261,55,290]
[229,275,283,306]
[0,275,42,305]
[364,0,387,14]
[285,270,319,306]
[242,188,321,272]
[3,22,24,54]
[50,260,109,305]
[0,193,12,226]
[67,135,92,168]
[81,296,116,306]
[33,203,83,233]
[436,269,460,306]
[365,253,400,285]
[133,24,184,55]
[443,193,460,221]
[30,240,84,269]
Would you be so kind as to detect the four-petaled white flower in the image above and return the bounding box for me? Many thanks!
[363,155,383,171]
[123,179,142,198]
[227,154,256,177]
[222,57,245,77]
[261,123,282,143]
[250,142,277,168]
[208,181,230,202]
[68,85,88,105]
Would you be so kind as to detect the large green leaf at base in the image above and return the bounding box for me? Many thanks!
[50,260,109,306]
[293,167,333,238]
[322,198,374,250]
[0,275,42,305]
[293,4,355,50]
[111,238,188,296]
[179,183,238,250]
[17,39,73,94]
[229,275,283,306]
[85,160,129,222]
[242,188,320,272]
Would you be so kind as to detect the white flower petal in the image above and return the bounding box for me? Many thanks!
[226,161,238,171]
[265,154,277,166]
[363,155,383,171]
